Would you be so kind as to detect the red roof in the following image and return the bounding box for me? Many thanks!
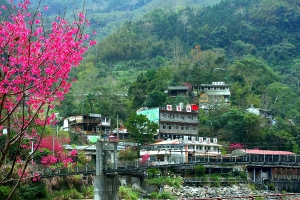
[240,149,295,155]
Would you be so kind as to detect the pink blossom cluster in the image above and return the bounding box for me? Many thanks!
[70,149,77,157]
[62,157,73,168]
[0,0,97,140]
[0,0,97,182]
[140,154,150,164]
[17,169,29,178]
[229,143,244,150]
[39,135,63,153]
[41,154,57,166]
[31,172,41,182]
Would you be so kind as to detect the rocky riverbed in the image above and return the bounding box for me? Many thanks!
[162,184,300,199]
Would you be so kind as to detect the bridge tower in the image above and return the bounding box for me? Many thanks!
[94,140,119,200]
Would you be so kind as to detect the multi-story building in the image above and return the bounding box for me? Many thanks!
[166,86,189,97]
[137,104,199,140]
[192,82,230,109]
[159,104,199,140]
[63,114,111,136]
[140,137,221,164]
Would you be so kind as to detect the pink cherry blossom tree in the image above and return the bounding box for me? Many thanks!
[0,0,96,198]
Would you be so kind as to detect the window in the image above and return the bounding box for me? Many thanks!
[181,126,184,130]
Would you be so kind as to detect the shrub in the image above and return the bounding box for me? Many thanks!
[81,186,94,198]
[118,149,138,161]
[267,183,275,191]
[119,186,139,200]
[210,174,221,187]
[147,168,161,179]
[0,186,12,199]
[150,191,158,199]
[194,165,206,177]
[17,183,48,199]
[51,188,83,200]
[157,191,176,199]
[146,176,183,188]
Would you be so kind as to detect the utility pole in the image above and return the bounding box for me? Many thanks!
[117,115,119,141]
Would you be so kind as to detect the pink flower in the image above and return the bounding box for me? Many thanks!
[41,155,57,165]
[70,149,77,157]
[83,34,90,40]
[89,40,97,46]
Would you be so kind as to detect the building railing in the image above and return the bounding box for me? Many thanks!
[271,175,300,180]
[69,119,101,125]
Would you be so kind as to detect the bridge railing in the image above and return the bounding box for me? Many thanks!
[41,153,300,176]
[43,164,96,176]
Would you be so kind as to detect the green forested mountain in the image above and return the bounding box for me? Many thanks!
[53,0,300,152]
[27,0,222,39]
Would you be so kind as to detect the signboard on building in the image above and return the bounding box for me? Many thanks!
[89,113,102,118]
[186,105,191,112]
[166,105,172,110]
[212,82,225,85]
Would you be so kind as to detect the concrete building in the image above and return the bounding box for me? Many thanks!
[159,104,199,140]
[140,137,221,164]
[192,82,230,109]
[166,86,189,97]
[62,114,111,143]
[137,104,199,140]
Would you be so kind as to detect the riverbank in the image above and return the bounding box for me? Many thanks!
[162,184,300,199]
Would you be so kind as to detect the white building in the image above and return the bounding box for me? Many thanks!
[140,137,222,164]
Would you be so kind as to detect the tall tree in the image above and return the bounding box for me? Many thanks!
[0,1,96,198]
[125,113,158,154]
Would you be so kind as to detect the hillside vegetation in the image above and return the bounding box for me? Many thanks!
[52,0,300,152]
[28,0,222,39]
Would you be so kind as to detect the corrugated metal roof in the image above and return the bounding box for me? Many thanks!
[168,86,188,90]
[239,149,294,155]
[149,139,181,145]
